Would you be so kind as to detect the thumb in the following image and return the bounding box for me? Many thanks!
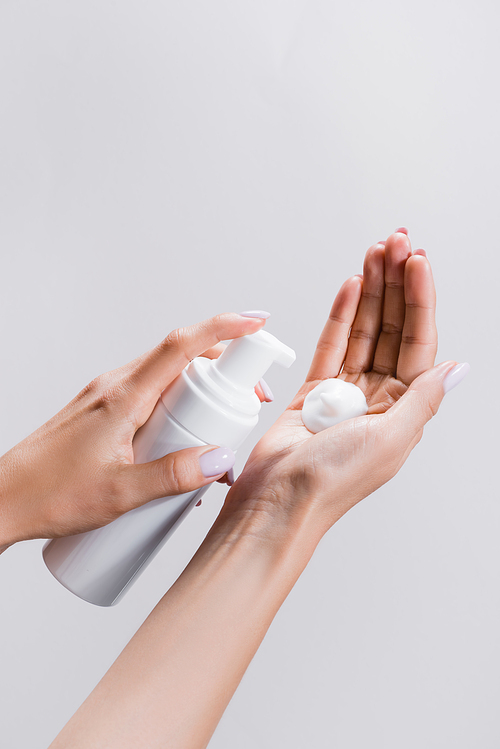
[117,445,236,510]
[384,361,470,443]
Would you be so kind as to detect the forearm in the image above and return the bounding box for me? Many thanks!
[49,495,323,749]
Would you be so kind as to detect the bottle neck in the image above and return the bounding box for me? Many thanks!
[161,357,261,449]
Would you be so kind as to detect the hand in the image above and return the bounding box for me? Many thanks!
[227,232,464,540]
[0,312,270,547]
[43,236,467,749]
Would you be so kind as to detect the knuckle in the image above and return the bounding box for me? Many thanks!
[161,327,193,362]
[349,328,375,342]
[342,361,364,375]
[405,302,435,311]
[315,338,344,355]
[80,374,105,396]
[361,289,383,301]
[211,313,227,330]
[385,279,403,290]
[426,399,439,420]
[381,321,403,335]
[414,390,438,421]
[163,327,186,351]
[77,373,119,409]
[365,245,384,266]
[327,311,348,324]
[94,386,121,411]
[96,471,131,518]
[200,314,226,345]
[401,335,433,346]
[159,454,191,496]
[373,363,394,376]
[104,472,131,516]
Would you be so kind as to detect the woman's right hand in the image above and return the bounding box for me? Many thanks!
[224,231,468,544]
[0,312,271,549]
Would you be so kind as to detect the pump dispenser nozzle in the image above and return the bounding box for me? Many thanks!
[161,329,296,448]
[214,330,296,390]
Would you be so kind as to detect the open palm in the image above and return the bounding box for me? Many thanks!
[235,231,438,511]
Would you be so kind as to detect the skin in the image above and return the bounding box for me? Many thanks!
[0,232,459,747]
[233,231,442,537]
[0,314,269,549]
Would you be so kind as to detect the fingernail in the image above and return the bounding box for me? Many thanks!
[199,447,236,478]
[259,377,274,402]
[414,248,427,257]
[226,467,235,486]
[355,273,363,279]
[395,227,409,235]
[378,240,386,245]
[239,310,271,319]
[443,363,470,394]
[196,499,202,507]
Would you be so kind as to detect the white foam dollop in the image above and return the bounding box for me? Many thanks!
[301,378,368,433]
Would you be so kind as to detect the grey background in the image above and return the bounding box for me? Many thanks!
[0,1,497,747]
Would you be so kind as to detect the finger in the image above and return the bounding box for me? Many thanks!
[396,428,424,471]
[343,243,385,375]
[256,378,273,402]
[126,313,267,402]
[383,360,460,444]
[306,275,363,382]
[372,232,412,376]
[396,254,438,385]
[200,342,227,359]
[216,465,234,487]
[117,445,235,510]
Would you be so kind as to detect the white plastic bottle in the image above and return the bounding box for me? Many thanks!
[43,330,296,606]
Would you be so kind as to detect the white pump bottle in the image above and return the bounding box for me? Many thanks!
[43,330,296,606]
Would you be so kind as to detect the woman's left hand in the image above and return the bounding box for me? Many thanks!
[224,231,463,543]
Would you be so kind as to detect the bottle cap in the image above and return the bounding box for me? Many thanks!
[213,330,296,390]
[161,330,296,448]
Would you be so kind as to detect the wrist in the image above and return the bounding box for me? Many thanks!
[220,456,366,550]
[174,485,324,645]
[0,480,15,550]
[0,458,26,548]
[212,481,327,571]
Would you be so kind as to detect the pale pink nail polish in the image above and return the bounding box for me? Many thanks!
[395,227,409,235]
[199,447,236,477]
[414,248,427,257]
[259,377,274,402]
[239,310,271,319]
[443,363,470,393]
